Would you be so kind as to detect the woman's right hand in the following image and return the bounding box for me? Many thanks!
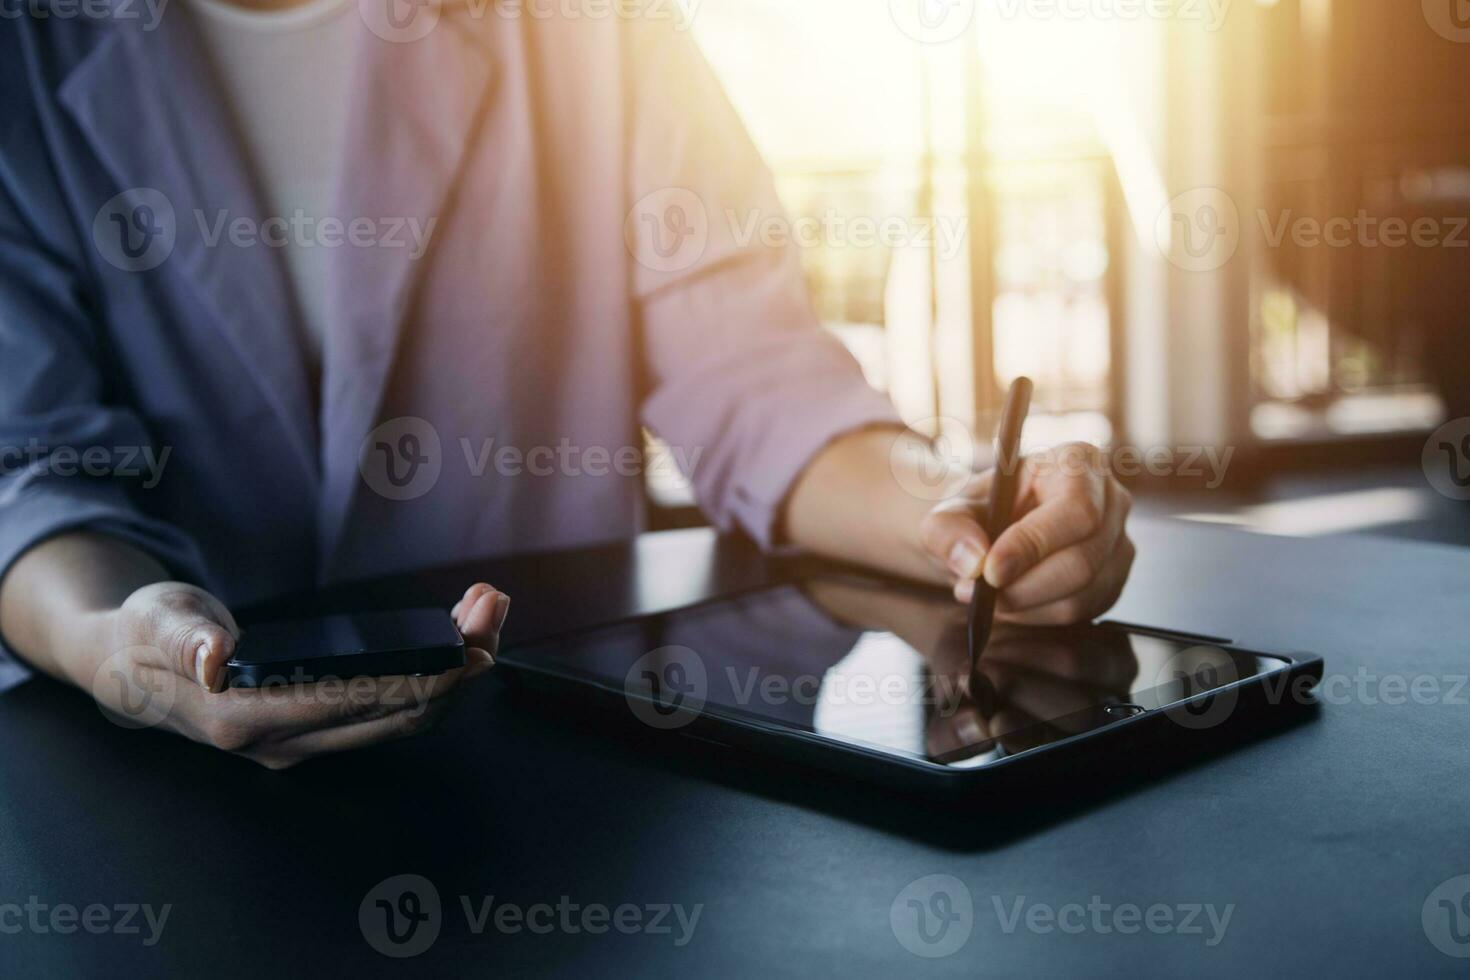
[87,581,504,769]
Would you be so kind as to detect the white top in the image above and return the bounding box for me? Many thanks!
[186,0,356,366]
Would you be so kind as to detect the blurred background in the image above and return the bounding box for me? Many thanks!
[648,0,1470,547]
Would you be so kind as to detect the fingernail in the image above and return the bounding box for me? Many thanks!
[984,554,1013,589]
[492,593,511,631]
[194,642,210,690]
[948,540,985,580]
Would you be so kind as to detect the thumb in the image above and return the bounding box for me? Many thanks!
[148,588,238,694]
[452,583,510,664]
[919,501,993,583]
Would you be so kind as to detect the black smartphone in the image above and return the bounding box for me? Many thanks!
[226,608,465,687]
[495,575,1324,796]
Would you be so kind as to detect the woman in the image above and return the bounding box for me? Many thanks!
[0,0,1133,767]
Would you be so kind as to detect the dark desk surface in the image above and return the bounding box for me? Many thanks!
[1,518,1467,977]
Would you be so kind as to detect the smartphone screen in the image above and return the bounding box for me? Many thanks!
[501,577,1291,768]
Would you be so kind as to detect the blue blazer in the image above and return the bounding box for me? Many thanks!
[0,2,899,688]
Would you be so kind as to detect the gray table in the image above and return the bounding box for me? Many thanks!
[0,518,1465,977]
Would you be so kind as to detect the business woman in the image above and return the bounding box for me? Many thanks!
[0,0,1134,767]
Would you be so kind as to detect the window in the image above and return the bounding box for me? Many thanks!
[1250,0,1459,440]
[691,0,1123,441]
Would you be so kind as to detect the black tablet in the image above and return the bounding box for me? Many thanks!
[497,574,1324,795]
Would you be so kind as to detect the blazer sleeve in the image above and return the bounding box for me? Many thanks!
[626,19,901,550]
[0,180,203,691]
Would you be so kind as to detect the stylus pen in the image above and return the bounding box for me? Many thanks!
[967,376,1033,672]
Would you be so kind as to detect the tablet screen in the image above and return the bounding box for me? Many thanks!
[502,576,1290,768]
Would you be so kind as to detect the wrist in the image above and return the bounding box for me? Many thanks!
[55,608,121,691]
[0,533,170,688]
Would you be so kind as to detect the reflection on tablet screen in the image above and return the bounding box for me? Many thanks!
[505,576,1289,769]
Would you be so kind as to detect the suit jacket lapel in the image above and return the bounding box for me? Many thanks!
[59,12,320,489]
[317,11,497,566]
